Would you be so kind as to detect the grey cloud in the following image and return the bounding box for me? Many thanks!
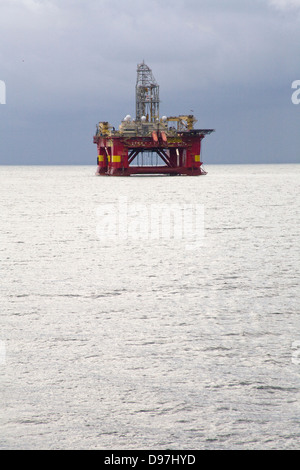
[0,0,299,164]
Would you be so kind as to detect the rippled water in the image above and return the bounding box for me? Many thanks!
[0,164,299,449]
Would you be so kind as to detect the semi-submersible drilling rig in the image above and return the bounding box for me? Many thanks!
[94,62,214,176]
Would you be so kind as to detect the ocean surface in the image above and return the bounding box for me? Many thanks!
[0,164,299,450]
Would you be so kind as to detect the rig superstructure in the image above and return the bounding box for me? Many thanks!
[94,61,214,176]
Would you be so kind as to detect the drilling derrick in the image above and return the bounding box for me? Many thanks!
[136,61,160,123]
[93,62,214,176]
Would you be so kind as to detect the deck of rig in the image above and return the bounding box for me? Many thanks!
[94,61,214,176]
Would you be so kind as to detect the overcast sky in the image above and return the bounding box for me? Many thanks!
[0,0,299,165]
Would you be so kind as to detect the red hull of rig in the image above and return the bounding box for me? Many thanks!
[93,62,214,176]
[94,130,211,176]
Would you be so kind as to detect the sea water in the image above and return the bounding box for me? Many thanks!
[0,164,299,449]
